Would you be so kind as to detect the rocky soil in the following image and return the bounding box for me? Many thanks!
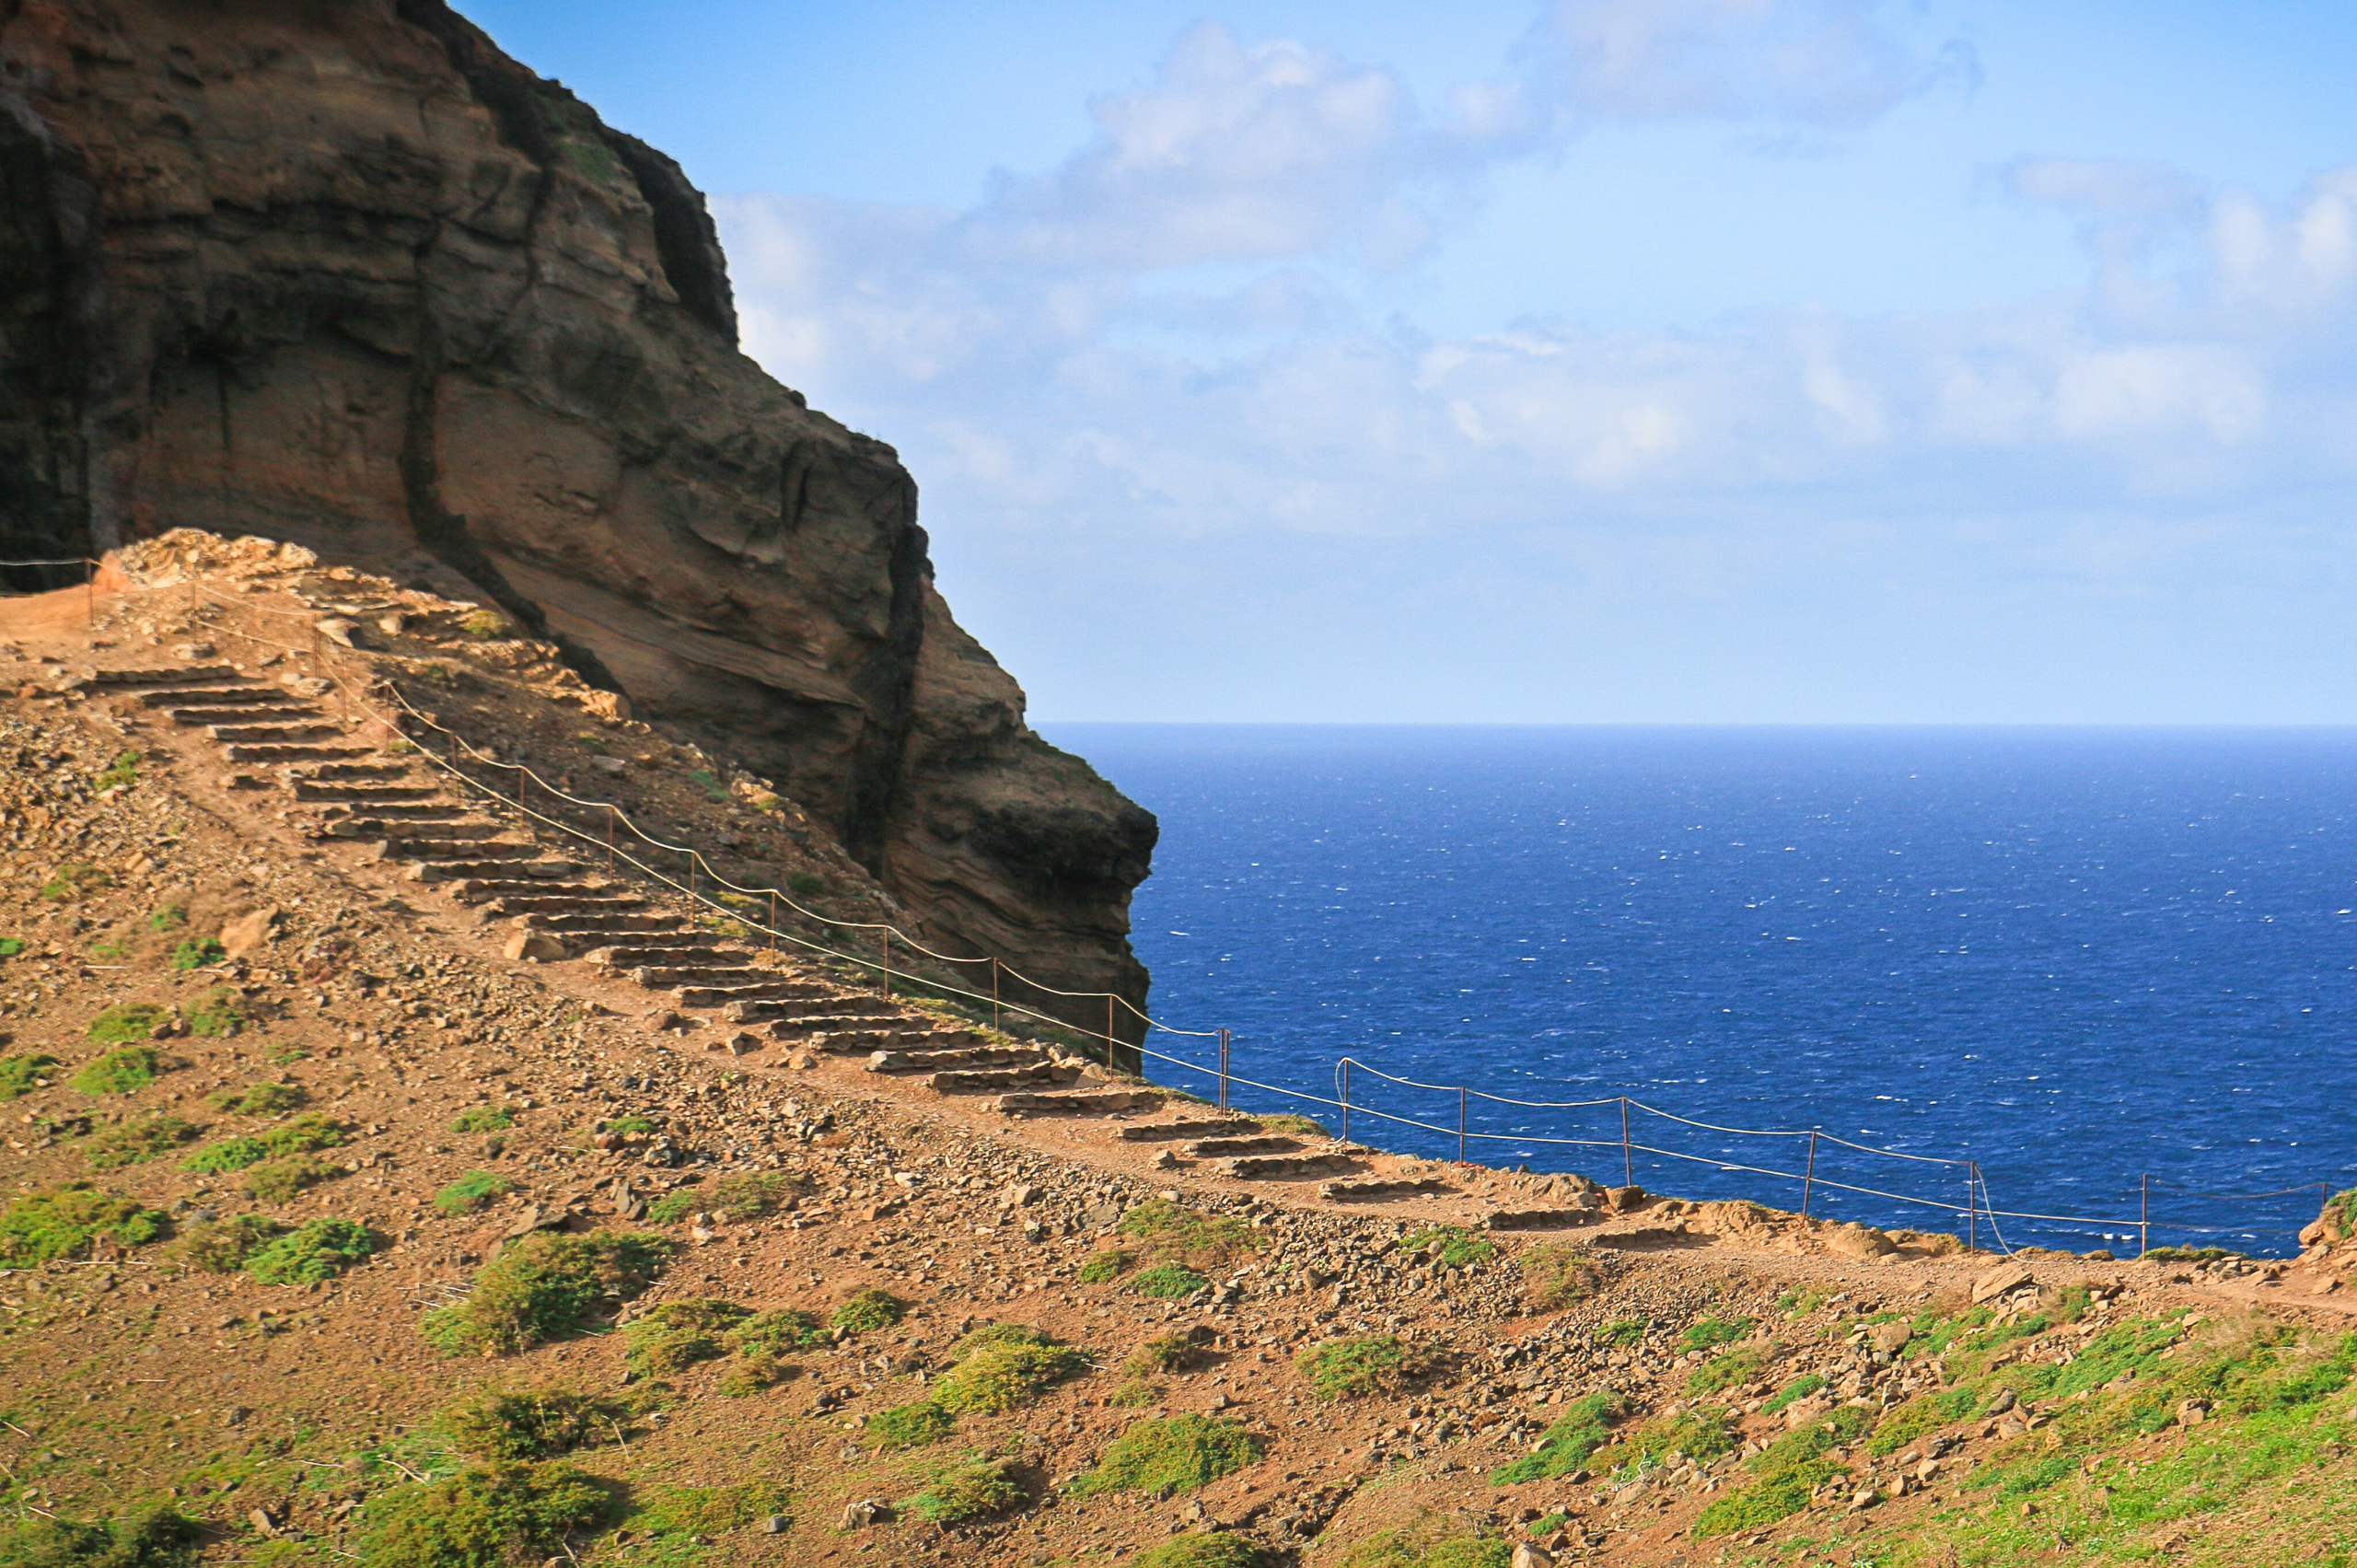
[2,563,2354,1568]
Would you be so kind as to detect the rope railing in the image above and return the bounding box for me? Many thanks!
[19,553,2344,1260]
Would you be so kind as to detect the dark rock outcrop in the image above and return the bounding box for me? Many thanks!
[0,0,1154,1049]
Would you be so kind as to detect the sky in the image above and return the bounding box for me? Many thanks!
[463,0,2357,724]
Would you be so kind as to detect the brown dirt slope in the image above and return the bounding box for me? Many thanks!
[2,552,2355,1568]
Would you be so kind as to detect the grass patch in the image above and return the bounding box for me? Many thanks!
[167,937,225,970]
[180,1111,343,1174]
[245,1216,375,1283]
[1600,1317,1648,1347]
[0,1504,200,1568]
[79,1113,198,1168]
[423,1230,673,1356]
[185,985,245,1037]
[1256,1113,1329,1137]
[240,1151,339,1202]
[1678,1315,1751,1353]
[1864,1386,1979,1456]
[0,936,25,958]
[1133,1534,1268,1568]
[40,863,110,902]
[831,1286,905,1333]
[1111,1376,1163,1407]
[172,1213,279,1272]
[1687,1344,1763,1396]
[441,1388,626,1461]
[868,1400,956,1452]
[357,1460,617,1566]
[726,1307,829,1355]
[1079,1248,1132,1283]
[687,769,728,803]
[206,1080,306,1115]
[1120,1197,1260,1268]
[1075,1414,1262,1495]
[1586,1406,1740,1476]
[452,1104,516,1132]
[602,1114,657,1134]
[459,610,508,638]
[0,1052,56,1099]
[650,1169,800,1225]
[635,1479,794,1534]
[623,1298,751,1377]
[1692,1405,1881,1539]
[93,749,142,791]
[75,1040,161,1082]
[1491,1391,1624,1485]
[1759,1372,1826,1414]
[1124,1333,1201,1376]
[435,1170,512,1215]
[1295,1334,1434,1400]
[904,1457,1028,1524]
[644,1189,698,1224]
[932,1331,1089,1414]
[1336,1517,1514,1567]
[1135,1263,1209,1298]
[148,904,187,931]
[1405,1225,1497,1267]
[0,1183,168,1264]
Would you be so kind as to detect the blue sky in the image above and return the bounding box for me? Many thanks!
[465,1,2357,724]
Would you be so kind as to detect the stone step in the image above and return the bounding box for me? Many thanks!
[1113,1118,1265,1143]
[729,993,902,1021]
[482,891,650,915]
[865,1046,1050,1073]
[291,761,418,782]
[1323,1178,1451,1203]
[224,742,377,763]
[627,964,776,988]
[136,684,282,707]
[719,992,879,1022]
[208,720,343,742]
[324,815,501,839]
[760,1011,916,1036]
[292,781,441,802]
[168,702,319,726]
[994,1088,1162,1115]
[445,876,607,900]
[319,802,470,823]
[1221,1153,1356,1180]
[671,981,811,1008]
[789,1025,903,1052]
[86,665,240,686]
[408,859,576,883]
[1184,1135,1300,1158]
[1482,1208,1596,1231]
[926,1063,1082,1092]
[583,939,734,967]
[513,910,679,934]
[374,838,545,862]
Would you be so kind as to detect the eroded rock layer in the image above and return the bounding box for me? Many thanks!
[0,0,1154,1038]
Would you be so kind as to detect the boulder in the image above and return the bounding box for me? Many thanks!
[1867,1320,1914,1355]
[218,905,279,958]
[1827,1223,1898,1259]
[1971,1265,2035,1304]
[502,931,568,963]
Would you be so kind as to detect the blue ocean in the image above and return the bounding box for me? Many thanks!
[1039,725,2357,1259]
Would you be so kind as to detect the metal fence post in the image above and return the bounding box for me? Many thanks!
[1109,995,1118,1063]
[1801,1131,1818,1219]
[2140,1173,2149,1260]
[990,958,1001,1034]
[1341,1060,1352,1147]
[1217,1028,1230,1112]
[1458,1086,1468,1165]
[1620,1098,1633,1187]
[769,890,777,954]
[881,930,890,998]
[1967,1163,1979,1253]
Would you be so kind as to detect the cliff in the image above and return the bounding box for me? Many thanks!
[0,0,1155,1044]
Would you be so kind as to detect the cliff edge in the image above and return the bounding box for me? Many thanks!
[0,0,1155,1040]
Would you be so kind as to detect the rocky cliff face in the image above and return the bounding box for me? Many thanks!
[0,0,1155,1041]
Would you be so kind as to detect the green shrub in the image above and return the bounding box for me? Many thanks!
[423,1231,673,1356]
[623,1298,751,1377]
[240,1151,338,1202]
[1600,1318,1648,1347]
[173,1214,279,1272]
[1490,1391,1622,1484]
[1404,1225,1497,1268]
[955,1321,1054,1356]
[0,936,25,958]
[1686,1344,1762,1396]
[441,1388,625,1461]
[1337,1520,1513,1567]
[93,750,142,791]
[602,1114,658,1134]
[1864,1386,1979,1456]
[786,871,828,897]
[435,1170,511,1215]
[1587,1407,1739,1475]
[0,1504,200,1568]
[904,1458,1028,1524]
[452,1104,516,1133]
[644,1189,699,1224]
[245,1216,375,1283]
[1295,1335,1430,1400]
[185,985,245,1038]
[0,1184,168,1265]
[716,1353,795,1397]
[2326,1186,2357,1237]
[180,1136,267,1173]
[167,937,225,970]
[1120,1198,1260,1267]
[705,1169,801,1220]
[867,1400,955,1452]
[74,1039,161,1082]
[147,905,188,932]
[206,1080,306,1115]
[459,610,508,639]
[1257,1113,1329,1138]
[356,1460,617,1566]
[1124,1334,1199,1376]
[1111,1376,1162,1407]
[1134,1263,1208,1298]
[932,1338,1089,1414]
[0,1052,59,1098]
[1759,1373,1826,1414]
[1078,1249,1132,1283]
[79,1114,198,1168]
[1692,1406,1880,1539]
[831,1286,905,1333]
[1075,1415,1261,1495]
[726,1307,830,1356]
[1133,1534,1268,1568]
[636,1479,793,1533]
[39,863,110,902]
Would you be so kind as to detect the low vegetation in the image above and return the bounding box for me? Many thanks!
[830,1286,905,1333]
[1119,1197,1260,1268]
[0,1051,59,1098]
[451,1104,517,1132]
[243,1216,376,1283]
[1078,1248,1133,1283]
[1295,1334,1434,1400]
[1490,1390,1622,1485]
[440,1387,628,1462]
[1075,1415,1262,1495]
[423,1231,673,1356]
[0,1504,200,1568]
[206,1080,306,1115]
[904,1457,1028,1524]
[79,1112,198,1168]
[70,1040,161,1086]
[623,1297,749,1378]
[930,1325,1089,1414]
[356,1460,617,1567]
[1404,1225,1497,1268]
[435,1170,512,1215]
[0,1184,168,1265]
[1518,1241,1601,1311]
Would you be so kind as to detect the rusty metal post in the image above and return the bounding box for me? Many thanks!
[1801,1131,1818,1219]
[1620,1098,1634,1187]
[85,560,95,626]
[2140,1173,2149,1260]
[686,850,696,901]
[1217,1028,1230,1112]
[769,889,777,953]
[1341,1059,1352,1147]
[1458,1086,1468,1165]
[881,930,891,999]
[1968,1164,1980,1252]
[990,958,1001,1034]
[606,807,616,872]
